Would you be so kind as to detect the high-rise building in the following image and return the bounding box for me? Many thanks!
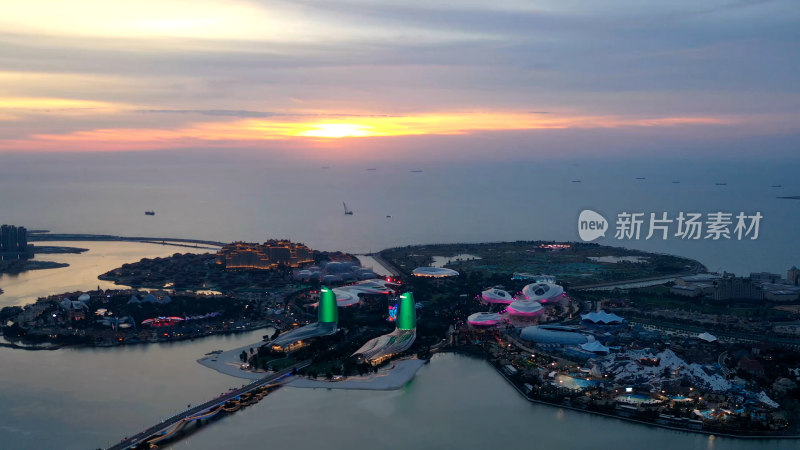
[1,225,27,253]
[788,266,800,286]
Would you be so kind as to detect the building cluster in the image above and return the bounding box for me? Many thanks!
[216,240,313,270]
[468,281,569,326]
[472,305,796,433]
[670,267,800,302]
[0,224,28,253]
[295,260,378,283]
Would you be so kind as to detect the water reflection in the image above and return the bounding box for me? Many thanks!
[0,241,212,307]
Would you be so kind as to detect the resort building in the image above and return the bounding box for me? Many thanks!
[216,240,313,270]
[270,286,338,352]
[467,312,503,326]
[506,299,544,317]
[352,292,417,365]
[480,288,514,304]
[411,267,459,278]
[519,282,565,304]
[519,325,594,346]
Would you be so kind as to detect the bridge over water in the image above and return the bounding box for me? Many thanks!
[106,360,310,450]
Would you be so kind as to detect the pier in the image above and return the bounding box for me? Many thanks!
[106,360,309,450]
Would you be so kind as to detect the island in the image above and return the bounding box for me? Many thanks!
[5,237,800,442]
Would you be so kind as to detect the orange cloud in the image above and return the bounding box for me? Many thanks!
[0,111,735,152]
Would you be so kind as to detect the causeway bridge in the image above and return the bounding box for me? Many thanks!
[106,360,310,450]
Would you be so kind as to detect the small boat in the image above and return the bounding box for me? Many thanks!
[145,210,155,216]
[715,183,727,186]
[636,177,646,180]
[410,169,423,173]
[386,215,392,218]
[571,180,581,183]
[672,181,681,184]
[771,184,782,188]
[321,166,330,169]
[343,202,353,215]
[366,168,377,171]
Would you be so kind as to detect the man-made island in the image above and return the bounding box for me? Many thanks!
[4,237,800,442]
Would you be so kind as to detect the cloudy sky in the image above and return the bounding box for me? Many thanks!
[0,0,798,160]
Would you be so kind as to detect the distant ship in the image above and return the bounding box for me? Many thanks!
[636,177,646,180]
[145,210,155,216]
[672,181,681,184]
[321,166,330,169]
[343,202,354,215]
[772,184,782,188]
[715,182,727,186]
[366,168,377,171]
[571,180,581,183]
[410,170,423,173]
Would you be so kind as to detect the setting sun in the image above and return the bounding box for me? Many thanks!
[297,123,375,138]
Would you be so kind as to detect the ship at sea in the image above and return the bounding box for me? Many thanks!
[343,202,353,215]
[145,210,155,216]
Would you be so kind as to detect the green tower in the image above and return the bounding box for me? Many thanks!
[318,286,338,324]
[396,292,417,331]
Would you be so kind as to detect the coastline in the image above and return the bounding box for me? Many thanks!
[3,324,272,351]
[477,351,800,440]
[286,358,426,390]
[197,340,271,380]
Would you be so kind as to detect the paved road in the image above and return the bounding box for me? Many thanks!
[107,360,310,450]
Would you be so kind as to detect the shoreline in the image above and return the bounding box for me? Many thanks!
[2,324,272,352]
[477,351,800,440]
[197,339,272,380]
[286,358,426,390]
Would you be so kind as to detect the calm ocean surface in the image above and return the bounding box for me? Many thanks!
[0,151,799,449]
[1,152,798,275]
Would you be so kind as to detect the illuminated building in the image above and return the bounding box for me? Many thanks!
[216,240,313,270]
[353,292,417,365]
[520,282,565,304]
[519,325,593,345]
[480,288,513,304]
[467,312,503,326]
[411,267,459,278]
[506,299,544,316]
[539,243,572,250]
[270,286,338,352]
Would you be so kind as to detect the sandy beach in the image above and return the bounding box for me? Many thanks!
[197,341,268,380]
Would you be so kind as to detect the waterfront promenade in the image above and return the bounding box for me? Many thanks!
[106,360,310,450]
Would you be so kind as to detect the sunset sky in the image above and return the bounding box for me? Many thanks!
[1,0,798,159]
